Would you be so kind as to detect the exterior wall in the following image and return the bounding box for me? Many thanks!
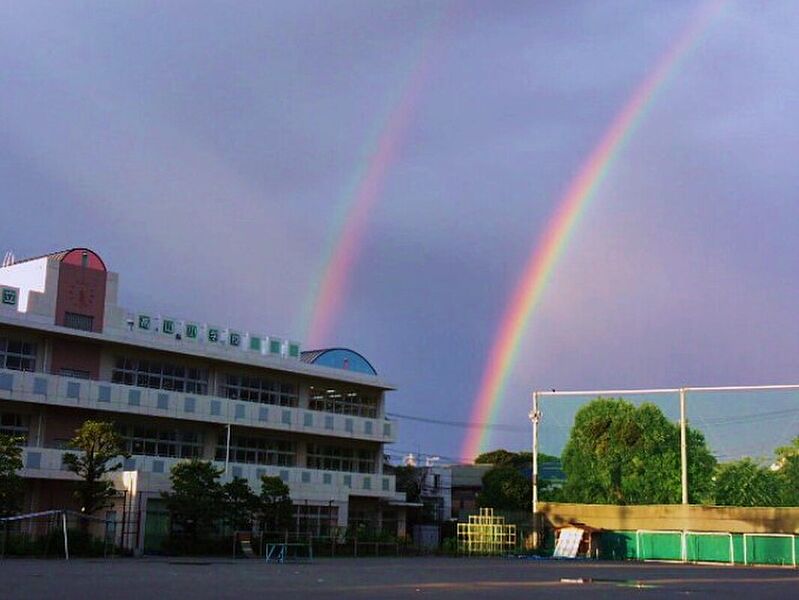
[54,252,107,333]
[50,338,102,379]
[541,502,799,534]
[0,257,49,313]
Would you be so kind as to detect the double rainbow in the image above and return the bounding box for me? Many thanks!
[462,1,726,460]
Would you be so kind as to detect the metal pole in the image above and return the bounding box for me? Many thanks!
[225,423,232,478]
[680,388,688,505]
[529,392,541,548]
[62,511,69,561]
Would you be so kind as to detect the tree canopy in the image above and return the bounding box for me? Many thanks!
[560,398,716,505]
[162,460,225,541]
[714,458,783,507]
[473,449,557,510]
[0,434,24,518]
[63,420,128,515]
[257,475,292,532]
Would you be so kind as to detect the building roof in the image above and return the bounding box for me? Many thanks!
[301,348,378,376]
[2,247,106,270]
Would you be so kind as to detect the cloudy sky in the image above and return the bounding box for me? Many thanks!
[2,1,799,463]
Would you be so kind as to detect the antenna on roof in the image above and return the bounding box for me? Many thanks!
[2,251,15,267]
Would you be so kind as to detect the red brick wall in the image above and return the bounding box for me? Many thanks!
[54,250,107,333]
[50,339,101,380]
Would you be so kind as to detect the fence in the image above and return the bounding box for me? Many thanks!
[600,530,798,566]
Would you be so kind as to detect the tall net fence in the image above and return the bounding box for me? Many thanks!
[537,384,799,505]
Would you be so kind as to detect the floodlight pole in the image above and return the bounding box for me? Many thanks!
[680,388,688,505]
[530,392,541,548]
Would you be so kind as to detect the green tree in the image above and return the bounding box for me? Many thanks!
[257,475,292,532]
[162,460,224,542]
[560,398,716,505]
[393,465,423,503]
[223,477,258,531]
[63,421,128,515]
[0,434,24,518]
[473,449,558,509]
[774,437,799,506]
[477,465,530,511]
[714,458,784,507]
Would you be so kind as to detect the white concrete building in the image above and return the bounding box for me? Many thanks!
[0,248,405,553]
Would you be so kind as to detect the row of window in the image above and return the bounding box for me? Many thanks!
[0,338,37,372]
[308,386,378,418]
[214,435,295,467]
[220,374,298,407]
[117,425,204,459]
[112,358,209,394]
[306,443,376,474]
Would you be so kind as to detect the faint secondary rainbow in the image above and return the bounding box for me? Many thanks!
[462,1,726,460]
[302,7,451,348]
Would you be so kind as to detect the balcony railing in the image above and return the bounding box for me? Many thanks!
[17,447,402,501]
[0,368,395,443]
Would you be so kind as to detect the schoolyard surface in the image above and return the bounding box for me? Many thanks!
[3,556,799,599]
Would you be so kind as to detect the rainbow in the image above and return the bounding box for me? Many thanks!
[462,1,726,460]
[303,7,451,348]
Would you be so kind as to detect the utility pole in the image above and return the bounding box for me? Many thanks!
[679,388,688,504]
[529,392,541,548]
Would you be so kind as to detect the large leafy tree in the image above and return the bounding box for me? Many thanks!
[162,460,224,541]
[560,398,716,505]
[223,477,258,531]
[774,437,799,506]
[257,475,292,532]
[473,449,558,509]
[0,434,24,518]
[63,420,128,515]
[714,458,783,507]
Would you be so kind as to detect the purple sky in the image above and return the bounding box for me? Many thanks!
[2,1,799,463]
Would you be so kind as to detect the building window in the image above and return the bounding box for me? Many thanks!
[0,412,28,443]
[220,373,298,407]
[308,386,377,418]
[215,434,295,467]
[0,338,37,372]
[60,368,90,380]
[119,425,203,459]
[111,357,208,395]
[63,312,94,332]
[292,504,338,536]
[306,444,375,474]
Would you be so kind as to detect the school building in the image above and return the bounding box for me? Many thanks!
[0,248,406,553]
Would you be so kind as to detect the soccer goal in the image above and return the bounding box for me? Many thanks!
[0,509,116,559]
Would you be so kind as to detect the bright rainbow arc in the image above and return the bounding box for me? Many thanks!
[303,8,450,348]
[462,1,726,460]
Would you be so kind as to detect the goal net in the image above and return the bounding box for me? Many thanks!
[0,509,116,559]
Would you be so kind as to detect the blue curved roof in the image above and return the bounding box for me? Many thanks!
[300,348,377,375]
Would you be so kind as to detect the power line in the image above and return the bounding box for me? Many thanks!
[386,412,528,433]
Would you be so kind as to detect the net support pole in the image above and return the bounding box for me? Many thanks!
[529,392,541,549]
[680,388,688,505]
[62,511,69,561]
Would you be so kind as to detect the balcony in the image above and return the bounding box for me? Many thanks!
[0,368,396,443]
[17,447,403,502]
